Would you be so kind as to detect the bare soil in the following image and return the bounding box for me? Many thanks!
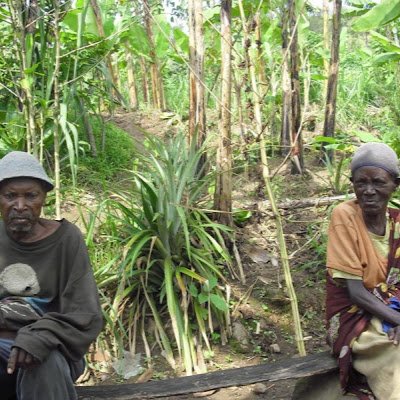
[78,110,336,400]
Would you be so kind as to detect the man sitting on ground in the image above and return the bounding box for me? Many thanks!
[0,151,103,400]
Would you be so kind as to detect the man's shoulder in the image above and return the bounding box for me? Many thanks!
[58,219,85,240]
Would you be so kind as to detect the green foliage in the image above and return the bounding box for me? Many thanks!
[233,209,252,225]
[88,133,232,373]
[77,118,136,186]
[297,222,329,282]
[352,0,400,32]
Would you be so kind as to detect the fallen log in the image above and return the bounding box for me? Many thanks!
[77,351,337,399]
[261,194,355,211]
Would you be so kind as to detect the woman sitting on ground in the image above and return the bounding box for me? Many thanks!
[326,142,400,399]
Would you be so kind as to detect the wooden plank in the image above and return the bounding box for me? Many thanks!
[77,351,337,399]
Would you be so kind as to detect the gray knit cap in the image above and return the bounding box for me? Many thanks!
[350,142,400,177]
[0,151,54,191]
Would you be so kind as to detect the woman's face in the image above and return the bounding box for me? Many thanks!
[351,166,399,217]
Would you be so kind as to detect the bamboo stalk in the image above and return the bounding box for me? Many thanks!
[238,0,306,356]
[213,0,233,227]
[52,0,62,220]
[7,0,37,155]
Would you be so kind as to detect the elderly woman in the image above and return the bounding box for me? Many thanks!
[326,142,400,400]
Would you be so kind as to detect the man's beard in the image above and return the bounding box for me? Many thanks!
[8,218,33,234]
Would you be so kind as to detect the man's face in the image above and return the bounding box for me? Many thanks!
[351,166,399,216]
[0,178,46,238]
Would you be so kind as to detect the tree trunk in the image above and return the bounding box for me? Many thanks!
[90,0,119,92]
[188,0,206,159]
[289,0,303,174]
[280,0,304,173]
[323,0,330,79]
[255,13,267,93]
[233,71,246,147]
[139,57,150,104]
[280,4,291,157]
[143,0,166,110]
[125,42,139,110]
[322,0,342,161]
[214,0,233,227]
[8,0,38,156]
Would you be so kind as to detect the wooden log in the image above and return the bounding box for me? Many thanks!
[77,351,337,399]
[261,194,355,211]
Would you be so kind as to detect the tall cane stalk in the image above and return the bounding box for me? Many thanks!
[52,0,62,219]
[238,0,306,356]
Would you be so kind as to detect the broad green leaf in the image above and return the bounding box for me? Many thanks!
[210,294,228,312]
[262,19,281,47]
[63,2,98,37]
[373,52,400,64]
[204,276,218,292]
[198,292,208,305]
[188,283,198,297]
[154,19,172,58]
[343,8,367,17]
[313,136,338,144]
[233,209,252,224]
[352,0,400,32]
[173,27,189,54]
[352,131,382,143]
[203,6,220,22]
[370,31,400,53]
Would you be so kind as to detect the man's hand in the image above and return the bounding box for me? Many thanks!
[7,347,40,374]
[388,326,400,345]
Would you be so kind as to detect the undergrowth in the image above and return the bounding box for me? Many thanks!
[76,117,136,188]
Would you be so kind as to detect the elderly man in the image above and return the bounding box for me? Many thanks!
[0,151,103,400]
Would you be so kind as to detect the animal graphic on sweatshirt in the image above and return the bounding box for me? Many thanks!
[0,263,45,329]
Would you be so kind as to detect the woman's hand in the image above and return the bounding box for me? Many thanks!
[388,326,400,345]
[346,280,400,327]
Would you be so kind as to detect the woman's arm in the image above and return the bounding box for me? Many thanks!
[346,279,400,343]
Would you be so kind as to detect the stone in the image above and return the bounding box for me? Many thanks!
[269,343,281,354]
[232,321,250,351]
[253,383,268,394]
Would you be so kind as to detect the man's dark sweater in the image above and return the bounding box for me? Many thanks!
[0,219,103,363]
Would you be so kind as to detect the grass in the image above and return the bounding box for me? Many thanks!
[76,116,136,188]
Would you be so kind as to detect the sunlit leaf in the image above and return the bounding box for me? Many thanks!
[352,0,400,32]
